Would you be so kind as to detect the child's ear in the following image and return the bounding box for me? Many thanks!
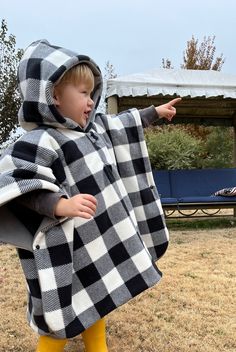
[53,89,60,106]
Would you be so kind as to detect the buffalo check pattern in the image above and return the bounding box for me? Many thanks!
[0,40,169,338]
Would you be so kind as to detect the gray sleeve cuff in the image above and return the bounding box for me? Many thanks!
[139,105,159,127]
[16,190,66,219]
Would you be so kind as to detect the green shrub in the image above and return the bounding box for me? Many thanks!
[145,125,234,170]
[199,126,233,168]
[145,126,203,170]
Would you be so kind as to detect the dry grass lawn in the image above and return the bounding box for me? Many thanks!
[0,225,235,352]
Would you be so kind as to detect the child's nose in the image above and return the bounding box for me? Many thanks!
[88,97,94,107]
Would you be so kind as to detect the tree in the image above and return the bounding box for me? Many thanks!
[104,60,117,80]
[181,35,225,70]
[161,58,173,69]
[98,60,117,113]
[0,19,23,145]
[162,35,225,71]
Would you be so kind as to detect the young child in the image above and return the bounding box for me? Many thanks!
[0,39,181,352]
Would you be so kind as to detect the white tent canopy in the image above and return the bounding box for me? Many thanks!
[106,69,236,99]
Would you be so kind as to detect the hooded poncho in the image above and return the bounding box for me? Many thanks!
[0,39,169,338]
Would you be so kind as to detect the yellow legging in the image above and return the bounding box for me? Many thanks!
[36,336,67,352]
[36,318,108,352]
[81,317,108,352]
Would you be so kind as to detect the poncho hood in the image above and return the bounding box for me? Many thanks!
[17,39,103,132]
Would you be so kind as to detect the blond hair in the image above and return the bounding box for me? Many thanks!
[54,64,94,92]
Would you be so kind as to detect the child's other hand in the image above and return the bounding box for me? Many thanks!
[54,194,97,219]
[155,97,181,122]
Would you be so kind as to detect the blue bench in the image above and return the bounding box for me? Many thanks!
[153,168,236,214]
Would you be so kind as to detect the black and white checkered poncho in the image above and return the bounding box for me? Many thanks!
[0,40,169,338]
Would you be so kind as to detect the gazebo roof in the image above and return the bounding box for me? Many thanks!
[106,69,236,99]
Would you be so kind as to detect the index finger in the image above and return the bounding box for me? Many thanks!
[168,97,182,106]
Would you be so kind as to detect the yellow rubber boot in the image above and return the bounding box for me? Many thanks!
[81,318,108,352]
[36,335,67,352]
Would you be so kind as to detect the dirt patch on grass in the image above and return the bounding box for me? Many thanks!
[0,228,235,352]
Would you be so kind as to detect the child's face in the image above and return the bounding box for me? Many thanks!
[54,82,94,128]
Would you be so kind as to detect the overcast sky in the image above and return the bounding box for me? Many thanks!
[1,0,236,77]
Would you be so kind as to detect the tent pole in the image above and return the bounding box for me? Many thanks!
[107,96,118,114]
